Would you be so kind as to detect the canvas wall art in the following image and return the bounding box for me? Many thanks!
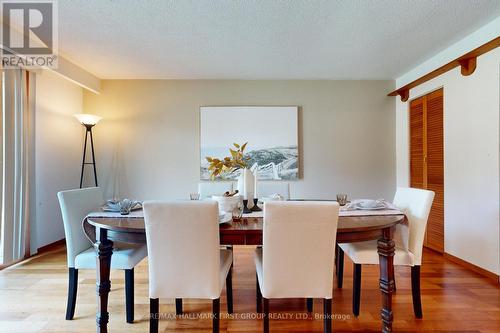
[200,106,299,180]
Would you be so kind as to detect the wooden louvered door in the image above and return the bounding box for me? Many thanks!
[409,88,444,253]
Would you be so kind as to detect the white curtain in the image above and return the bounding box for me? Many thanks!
[0,68,36,265]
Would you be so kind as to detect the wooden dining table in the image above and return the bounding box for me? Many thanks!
[84,212,405,333]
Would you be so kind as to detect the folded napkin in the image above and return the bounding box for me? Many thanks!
[102,199,142,213]
[343,199,397,211]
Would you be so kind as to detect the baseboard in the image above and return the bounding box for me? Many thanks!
[444,252,499,283]
[424,246,444,255]
[0,258,24,270]
[0,239,66,270]
[37,238,66,254]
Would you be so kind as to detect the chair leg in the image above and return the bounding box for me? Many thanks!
[411,266,423,318]
[175,298,183,315]
[392,265,396,292]
[263,298,270,333]
[256,273,262,313]
[337,246,344,289]
[306,298,313,312]
[353,263,362,317]
[226,264,234,314]
[125,268,134,323]
[323,298,332,333]
[150,298,159,333]
[65,268,78,320]
[213,298,220,333]
[335,243,338,271]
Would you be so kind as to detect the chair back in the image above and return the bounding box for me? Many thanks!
[392,187,435,266]
[57,187,103,268]
[143,200,221,299]
[257,181,290,200]
[262,201,339,299]
[198,182,233,199]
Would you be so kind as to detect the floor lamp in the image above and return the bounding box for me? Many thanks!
[74,114,102,188]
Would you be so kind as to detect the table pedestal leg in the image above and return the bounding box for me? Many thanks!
[377,227,395,333]
[95,227,113,333]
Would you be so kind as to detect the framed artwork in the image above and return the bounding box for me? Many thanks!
[200,106,299,180]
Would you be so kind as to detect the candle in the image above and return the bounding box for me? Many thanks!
[254,169,259,199]
[243,168,254,201]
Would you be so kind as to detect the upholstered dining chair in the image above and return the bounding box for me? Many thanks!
[198,181,234,199]
[256,181,290,200]
[255,201,340,333]
[337,187,434,318]
[57,187,148,323]
[143,200,233,333]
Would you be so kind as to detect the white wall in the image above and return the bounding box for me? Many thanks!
[83,80,396,203]
[395,48,500,275]
[35,70,83,249]
[52,57,101,94]
[396,16,500,87]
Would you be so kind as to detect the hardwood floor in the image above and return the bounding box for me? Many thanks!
[0,245,499,332]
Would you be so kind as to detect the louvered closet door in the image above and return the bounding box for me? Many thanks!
[409,88,444,253]
[425,89,444,252]
[410,97,425,190]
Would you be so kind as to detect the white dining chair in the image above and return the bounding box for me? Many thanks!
[198,181,234,199]
[143,200,233,333]
[57,187,148,323]
[256,181,290,200]
[255,201,339,333]
[337,187,434,318]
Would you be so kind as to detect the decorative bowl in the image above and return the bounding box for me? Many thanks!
[211,195,243,214]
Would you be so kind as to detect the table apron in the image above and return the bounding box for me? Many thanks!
[220,233,262,245]
[336,229,384,243]
[95,229,386,246]
[107,230,146,244]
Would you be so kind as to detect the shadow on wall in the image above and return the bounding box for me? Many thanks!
[100,137,129,200]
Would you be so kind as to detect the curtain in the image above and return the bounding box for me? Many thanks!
[0,68,36,266]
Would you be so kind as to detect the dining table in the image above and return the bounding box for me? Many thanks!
[83,207,405,333]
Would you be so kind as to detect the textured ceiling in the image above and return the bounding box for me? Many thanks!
[57,0,500,79]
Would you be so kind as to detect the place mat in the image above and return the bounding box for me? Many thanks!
[242,209,403,218]
[343,199,397,210]
[87,210,144,218]
[87,210,238,224]
[339,208,403,217]
[242,211,264,218]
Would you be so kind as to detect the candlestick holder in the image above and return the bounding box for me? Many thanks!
[242,199,252,214]
[251,198,262,211]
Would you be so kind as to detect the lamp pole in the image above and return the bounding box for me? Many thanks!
[79,123,98,188]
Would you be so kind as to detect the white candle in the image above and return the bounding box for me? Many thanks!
[254,169,259,198]
[243,168,254,201]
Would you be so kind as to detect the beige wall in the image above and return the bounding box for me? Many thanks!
[83,80,396,201]
[36,70,83,249]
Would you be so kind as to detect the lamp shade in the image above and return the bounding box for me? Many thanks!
[74,113,102,126]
